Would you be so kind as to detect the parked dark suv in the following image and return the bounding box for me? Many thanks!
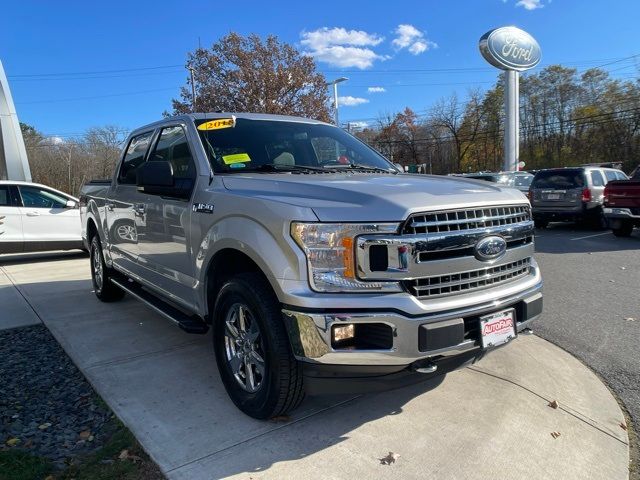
[529,167,627,228]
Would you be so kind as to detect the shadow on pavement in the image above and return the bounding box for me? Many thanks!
[0,249,87,266]
[534,223,640,254]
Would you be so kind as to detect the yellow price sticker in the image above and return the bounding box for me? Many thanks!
[197,117,236,131]
[222,153,251,165]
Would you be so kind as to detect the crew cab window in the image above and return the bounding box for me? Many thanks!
[149,126,197,180]
[590,171,605,186]
[119,131,153,185]
[19,186,68,208]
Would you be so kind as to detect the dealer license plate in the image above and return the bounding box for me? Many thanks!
[480,309,516,349]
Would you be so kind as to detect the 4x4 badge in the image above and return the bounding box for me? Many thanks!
[193,203,214,214]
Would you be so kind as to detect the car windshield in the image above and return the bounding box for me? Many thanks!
[195,118,396,174]
[532,169,585,189]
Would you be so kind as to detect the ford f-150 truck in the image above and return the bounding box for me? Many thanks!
[603,165,640,236]
[79,113,543,419]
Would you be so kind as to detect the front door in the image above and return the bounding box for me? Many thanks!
[0,184,23,253]
[136,125,198,308]
[17,185,81,248]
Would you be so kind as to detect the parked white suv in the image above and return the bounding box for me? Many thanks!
[0,181,83,254]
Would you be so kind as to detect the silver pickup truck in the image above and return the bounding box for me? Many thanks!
[79,113,543,419]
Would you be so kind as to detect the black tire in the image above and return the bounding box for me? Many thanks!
[213,272,304,419]
[534,218,549,229]
[612,220,634,237]
[90,236,125,302]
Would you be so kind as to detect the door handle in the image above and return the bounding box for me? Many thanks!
[106,202,115,211]
[26,211,40,217]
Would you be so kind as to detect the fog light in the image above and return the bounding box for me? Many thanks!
[333,324,355,342]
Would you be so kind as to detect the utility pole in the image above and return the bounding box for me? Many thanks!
[188,67,197,111]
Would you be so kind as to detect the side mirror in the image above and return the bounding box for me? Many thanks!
[137,161,174,187]
[65,199,78,209]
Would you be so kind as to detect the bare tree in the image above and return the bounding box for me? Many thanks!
[171,33,332,121]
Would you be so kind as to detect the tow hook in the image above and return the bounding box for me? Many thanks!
[412,361,438,374]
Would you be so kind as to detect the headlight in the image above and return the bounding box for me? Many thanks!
[291,222,402,293]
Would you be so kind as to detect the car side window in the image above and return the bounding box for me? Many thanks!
[119,131,154,185]
[0,185,11,206]
[603,170,617,183]
[615,171,628,180]
[148,126,197,181]
[590,171,605,187]
[19,186,68,209]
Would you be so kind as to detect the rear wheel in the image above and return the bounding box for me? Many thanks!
[90,236,125,302]
[612,220,634,237]
[213,272,304,419]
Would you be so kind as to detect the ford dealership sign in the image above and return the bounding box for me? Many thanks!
[479,26,541,71]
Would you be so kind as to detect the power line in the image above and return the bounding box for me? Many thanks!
[8,64,184,78]
[16,87,178,105]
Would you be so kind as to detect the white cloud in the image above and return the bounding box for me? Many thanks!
[367,86,386,93]
[516,0,544,9]
[40,136,65,145]
[392,24,437,55]
[300,27,386,69]
[338,96,369,107]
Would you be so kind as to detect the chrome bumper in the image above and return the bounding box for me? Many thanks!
[604,207,640,219]
[282,280,543,366]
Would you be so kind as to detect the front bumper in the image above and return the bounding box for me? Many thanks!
[282,279,543,368]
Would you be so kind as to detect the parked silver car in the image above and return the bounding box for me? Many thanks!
[529,166,628,228]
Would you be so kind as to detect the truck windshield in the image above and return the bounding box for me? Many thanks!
[195,118,396,174]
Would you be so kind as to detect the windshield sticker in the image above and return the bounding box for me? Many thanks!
[229,163,246,169]
[197,116,236,131]
[222,152,251,165]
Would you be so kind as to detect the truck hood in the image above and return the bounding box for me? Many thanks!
[221,173,528,222]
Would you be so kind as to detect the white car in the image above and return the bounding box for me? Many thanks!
[0,181,83,254]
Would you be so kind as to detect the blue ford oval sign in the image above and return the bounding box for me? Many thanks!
[479,26,541,71]
[474,236,507,261]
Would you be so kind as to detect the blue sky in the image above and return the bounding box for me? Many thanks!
[1,0,639,140]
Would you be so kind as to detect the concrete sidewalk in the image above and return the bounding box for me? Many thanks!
[0,252,630,480]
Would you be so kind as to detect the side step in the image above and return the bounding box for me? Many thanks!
[110,277,209,334]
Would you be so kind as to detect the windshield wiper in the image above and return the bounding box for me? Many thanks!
[225,163,336,174]
[331,163,398,174]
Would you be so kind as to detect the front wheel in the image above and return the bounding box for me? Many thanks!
[213,272,304,419]
[90,236,125,302]
[612,220,634,237]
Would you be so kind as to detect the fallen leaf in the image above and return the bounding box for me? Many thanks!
[5,438,20,447]
[620,422,628,431]
[624,317,635,322]
[550,431,561,439]
[79,430,91,440]
[548,400,559,409]
[118,449,130,460]
[380,452,400,465]
[270,415,291,423]
[609,280,615,283]
[38,423,52,430]
[620,266,627,270]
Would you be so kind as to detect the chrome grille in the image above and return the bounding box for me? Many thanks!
[405,258,531,298]
[404,205,531,234]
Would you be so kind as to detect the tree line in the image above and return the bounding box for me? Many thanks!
[354,65,640,174]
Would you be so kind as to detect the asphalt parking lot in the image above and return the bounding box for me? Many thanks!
[534,223,640,467]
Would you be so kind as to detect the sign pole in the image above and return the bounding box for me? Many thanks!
[504,70,519,172]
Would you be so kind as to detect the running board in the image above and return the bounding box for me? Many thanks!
[110,277,209,334]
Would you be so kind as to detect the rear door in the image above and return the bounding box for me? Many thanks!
[17,185,81,244]
[531,169,585,210]
[589,170,606,206]
[0,184,23,253]
[106,130,154,274]
[135,124,198,307]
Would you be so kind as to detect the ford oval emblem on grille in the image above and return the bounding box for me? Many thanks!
[474,236,507,261]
